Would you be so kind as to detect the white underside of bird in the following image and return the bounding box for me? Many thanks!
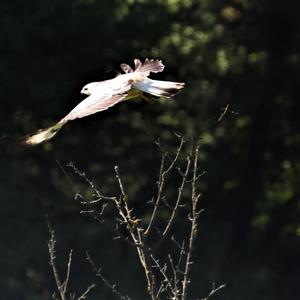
[20,58,185,146]
[133,77,186,98]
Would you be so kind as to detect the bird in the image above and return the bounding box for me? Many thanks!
[21,58,185,146]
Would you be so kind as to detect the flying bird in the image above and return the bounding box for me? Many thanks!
[21,58,185,146]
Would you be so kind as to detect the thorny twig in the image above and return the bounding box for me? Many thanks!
[168,254,180,300]
[47,222,95,300]
[114,166,158,300]
[86,251,130,300]
[161,156,191,238]
[151,255,174,299]
[64,137,226,299]
[110,146,203,300]
[77,284,96,300]
[181,147,202,300]
[199,282,226,300]
[65,162,115,223]
[145,137,185,235]
[48,222,70,300]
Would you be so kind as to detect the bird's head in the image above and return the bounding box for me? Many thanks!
[80,82,98,95]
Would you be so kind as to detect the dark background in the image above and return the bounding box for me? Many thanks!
[1,0,299,299]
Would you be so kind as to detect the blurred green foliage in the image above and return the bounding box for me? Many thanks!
[0,0,299,299]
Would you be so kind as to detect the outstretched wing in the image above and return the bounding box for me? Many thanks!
[63,75,133,121]
[64,93,128,121]
[20,76,133,146]
[134,58,165,74]
[20,92,129,146]
[120,58,165,75]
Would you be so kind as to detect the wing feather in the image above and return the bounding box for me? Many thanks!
[63,74,134,120]
[134,58,165,74]
[120,58,165,75]
[64,93,128,120]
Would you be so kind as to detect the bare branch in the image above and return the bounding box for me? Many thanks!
[199,283,226,300]
[135,229,157,300]
[168,254,180,300]
[146,137,185,235]
[216,104,230,123]
[181,147,201,300]
[63,138,224,300]
[162,156,191,238]
[114,165,126,198]
[47,222,66,300]
[47,221,95,300]
[151,255,174,299]
[145,152,166,235]
[62,249,73,295]
[113,166,158,299]
[165,136,185,173]
[66,161,116,202]
[77,284,96,300]
[86,252,130,300]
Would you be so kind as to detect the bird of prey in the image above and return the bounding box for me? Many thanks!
[21,58,185,146]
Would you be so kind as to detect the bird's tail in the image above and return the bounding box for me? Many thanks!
[137,79,185,98]
[20,119,67,146]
